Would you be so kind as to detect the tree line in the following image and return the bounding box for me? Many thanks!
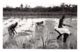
[3,3,77,13]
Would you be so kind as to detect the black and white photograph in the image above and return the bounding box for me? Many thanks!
[3,0,77,49]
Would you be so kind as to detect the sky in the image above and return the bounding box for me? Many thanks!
[3,0,78,8]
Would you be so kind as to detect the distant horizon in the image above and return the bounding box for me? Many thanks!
[3,3,77,8]
[3,0,78,8]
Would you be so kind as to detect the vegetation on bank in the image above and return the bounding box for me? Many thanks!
[3,3,77,12]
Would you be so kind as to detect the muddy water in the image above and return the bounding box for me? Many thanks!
[3,17,59,32]
[3,16,77,49]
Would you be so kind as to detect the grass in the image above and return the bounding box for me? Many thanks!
[3,15,77,49]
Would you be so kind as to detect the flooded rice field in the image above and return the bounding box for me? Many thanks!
[3,16,77,49]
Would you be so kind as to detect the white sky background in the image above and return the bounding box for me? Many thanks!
[3,0,78,8]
